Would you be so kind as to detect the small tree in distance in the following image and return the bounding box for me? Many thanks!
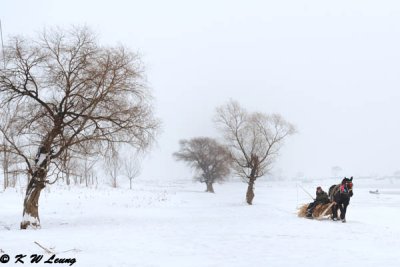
[105,152,120,188]
[173,137,232,193]
[215,100,295,205]
[123,154,142,189]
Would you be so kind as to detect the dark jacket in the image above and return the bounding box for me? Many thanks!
[315,190,330,204]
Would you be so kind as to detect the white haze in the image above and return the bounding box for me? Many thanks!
[2,0,400,180]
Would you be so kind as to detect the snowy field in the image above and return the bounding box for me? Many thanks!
[1,177,400,267]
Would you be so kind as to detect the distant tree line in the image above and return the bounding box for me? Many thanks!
[0,144,143,191]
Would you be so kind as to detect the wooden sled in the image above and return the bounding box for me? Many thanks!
[298,202,334,220]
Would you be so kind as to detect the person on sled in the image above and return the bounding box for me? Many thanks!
[306,186,330,218]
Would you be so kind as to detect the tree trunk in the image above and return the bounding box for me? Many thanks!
[246,178,255,205]
[206,182,215,193]
[246,155,259,205]
[21,119,61,229]
[3,162,7,190]
[20,168,47,229]
[66,170,70,186]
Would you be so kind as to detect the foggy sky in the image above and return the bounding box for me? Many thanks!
[2,0,400,180]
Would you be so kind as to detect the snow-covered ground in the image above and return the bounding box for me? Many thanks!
[1,177,400,266]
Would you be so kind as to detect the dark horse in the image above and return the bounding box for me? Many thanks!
[328,177,354,223]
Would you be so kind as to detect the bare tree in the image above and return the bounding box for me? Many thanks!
[81,156,97,187]
[57,148,96,187]
[58,149,80,186]
[215,100,295,204]
[105,152,120,188]
[123,154,142,190]
[173,137,232,193]
[0,26,160,229]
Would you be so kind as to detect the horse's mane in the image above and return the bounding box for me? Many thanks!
[329,184,340,200]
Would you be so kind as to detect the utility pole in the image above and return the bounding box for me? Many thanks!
[0,19,5,68]
[0,19,8,190]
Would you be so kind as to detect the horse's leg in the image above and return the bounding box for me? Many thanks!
[340,199,350,221]
[338,203,345,220]
[331,203,338,220]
